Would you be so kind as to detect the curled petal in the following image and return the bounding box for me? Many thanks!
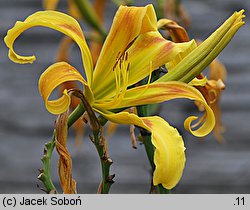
[96,81,215,137]
[97,110,186,190]
[39,62,93,114]
[4,10,93,83]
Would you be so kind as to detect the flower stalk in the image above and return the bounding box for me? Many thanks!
[38,133,57,194]
[92,129,115,194]
[38,97,114,194]
[38,102,86,193]
[70,90,114,193]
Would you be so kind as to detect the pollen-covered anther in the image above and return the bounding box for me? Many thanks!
[125,52,128,61]
[109,51,131,107]
[126,63,130,72]
[115,51,121,60]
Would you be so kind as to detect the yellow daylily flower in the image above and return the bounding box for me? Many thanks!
[4,5,244,189]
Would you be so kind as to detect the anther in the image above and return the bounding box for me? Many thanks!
[126,63,130,72]
[120,53,125,63]
[113,61,118,71]
[125,52,128,61]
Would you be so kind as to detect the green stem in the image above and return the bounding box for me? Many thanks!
[70,91,114,193]
[157,184,170,194]
[142,134,155,170]
[38,132,57,194]
[67,103,85,128]
[92,129,114,194]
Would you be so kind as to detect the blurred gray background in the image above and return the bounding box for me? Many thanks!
[0,0,249,193]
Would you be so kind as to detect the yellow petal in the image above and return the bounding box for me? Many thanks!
[4,10,93,84]
[165,40,197,72]
[92,4,157,97]
[39,62,93,115]
[55,36,86,139]
[97,110,186,190]
[124,32,195,92]
[96,81,215,137]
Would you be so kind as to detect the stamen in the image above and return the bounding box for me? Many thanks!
[135,61,153,98]
[126,63,130,72]
[114,66,120,99]
[115,37,137,64]
[124,37,137,52]
[125,52,128,61]
[113,61,118,71]
[121,53,125,62]
[100,51,132,108]
[147,61,153,86]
